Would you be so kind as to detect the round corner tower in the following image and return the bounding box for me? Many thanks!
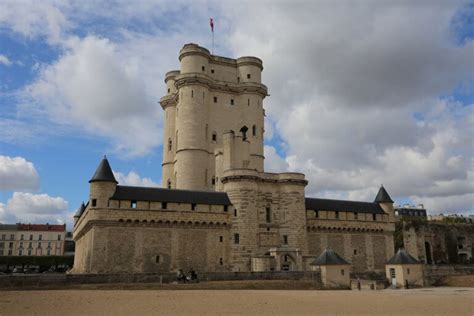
[160,43,268,191]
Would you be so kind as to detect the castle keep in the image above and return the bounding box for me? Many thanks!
[72,44,396,274]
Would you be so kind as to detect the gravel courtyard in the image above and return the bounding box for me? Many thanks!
[0,282,472,316]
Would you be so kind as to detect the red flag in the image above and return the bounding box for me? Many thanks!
[210,18,214,33]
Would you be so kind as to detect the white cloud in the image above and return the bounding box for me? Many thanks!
[0,0,68,44]
[24,35,164,157]
[0,55,12,66]
[0,155,40,191]
[219,1,474,214]
[0,192,73,226]
[264,145,289,173]
[114,170,159,187]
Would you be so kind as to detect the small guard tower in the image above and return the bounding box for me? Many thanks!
[310,248,351,289]
[386,248,424,288]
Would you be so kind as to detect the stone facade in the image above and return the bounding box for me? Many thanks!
[402,221,474,264]
[72,43,396,274]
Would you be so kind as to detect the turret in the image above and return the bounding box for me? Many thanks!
[374,185,395,222]
[89,156,117,209]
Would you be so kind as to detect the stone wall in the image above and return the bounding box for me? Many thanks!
[74,223,230,274]
[307,231,394,272]
[0,271,318,288]
[402,221,474,264]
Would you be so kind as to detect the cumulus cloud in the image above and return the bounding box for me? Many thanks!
[0,0,68,44]
[114,170,159,187]
[219,1,474,214]
[0,192,73,226]
[0,55,12,66]
[23,35,164,157]
[264,145,289,173]
[0,155,40,192]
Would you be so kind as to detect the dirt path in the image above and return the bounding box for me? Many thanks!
[0,287,472,316]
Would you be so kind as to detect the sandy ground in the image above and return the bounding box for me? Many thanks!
[0,284,473,316]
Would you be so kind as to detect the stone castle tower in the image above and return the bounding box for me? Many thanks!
[160,43,267,191]
[72,43,396,274]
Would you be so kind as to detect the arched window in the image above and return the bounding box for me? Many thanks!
[167,179,172,189]
[252,125,256,136]
[240,126,248,140]
[168,138,172,151]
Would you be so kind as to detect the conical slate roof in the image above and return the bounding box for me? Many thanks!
[89,156,117,183]
[374,185,394,203]
[310,248,350,266]
[387,249,422,265]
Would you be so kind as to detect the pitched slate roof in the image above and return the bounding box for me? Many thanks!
[305,198,385,214]
[310,248,350,266]
[111,186,232,205]
[374,185,394,203]
[0,224,18,231]
[89,156,117,183]
[387,249,422,265]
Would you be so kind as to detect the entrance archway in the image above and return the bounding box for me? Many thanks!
[280,254,296,271]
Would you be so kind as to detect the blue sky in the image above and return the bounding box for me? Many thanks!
[0,1,473,228]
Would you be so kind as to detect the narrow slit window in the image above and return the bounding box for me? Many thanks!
[191,203,196,211]
[252,125,256,136]
[335,211,339,219]
[219,236,223,242]
[212,132,217,142]
[191,90,194,98]
[167,88,170,93]
[168,138,172,151]
[156,255,160,263]
[373,214,377,221]
[212,176,216,185]
[234,233,240,244]
[266,207,271,223]
[230,99,234,105]
[283,235,288,245]
[202,66,205,71]
[247,74,251,79]
[248,99,250,106]
[224,205,228,212]
[214,96,217,103]
[92,199,97,207]
[314,210,319,218]
[234,209,237,217]
[162,202,167,209]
